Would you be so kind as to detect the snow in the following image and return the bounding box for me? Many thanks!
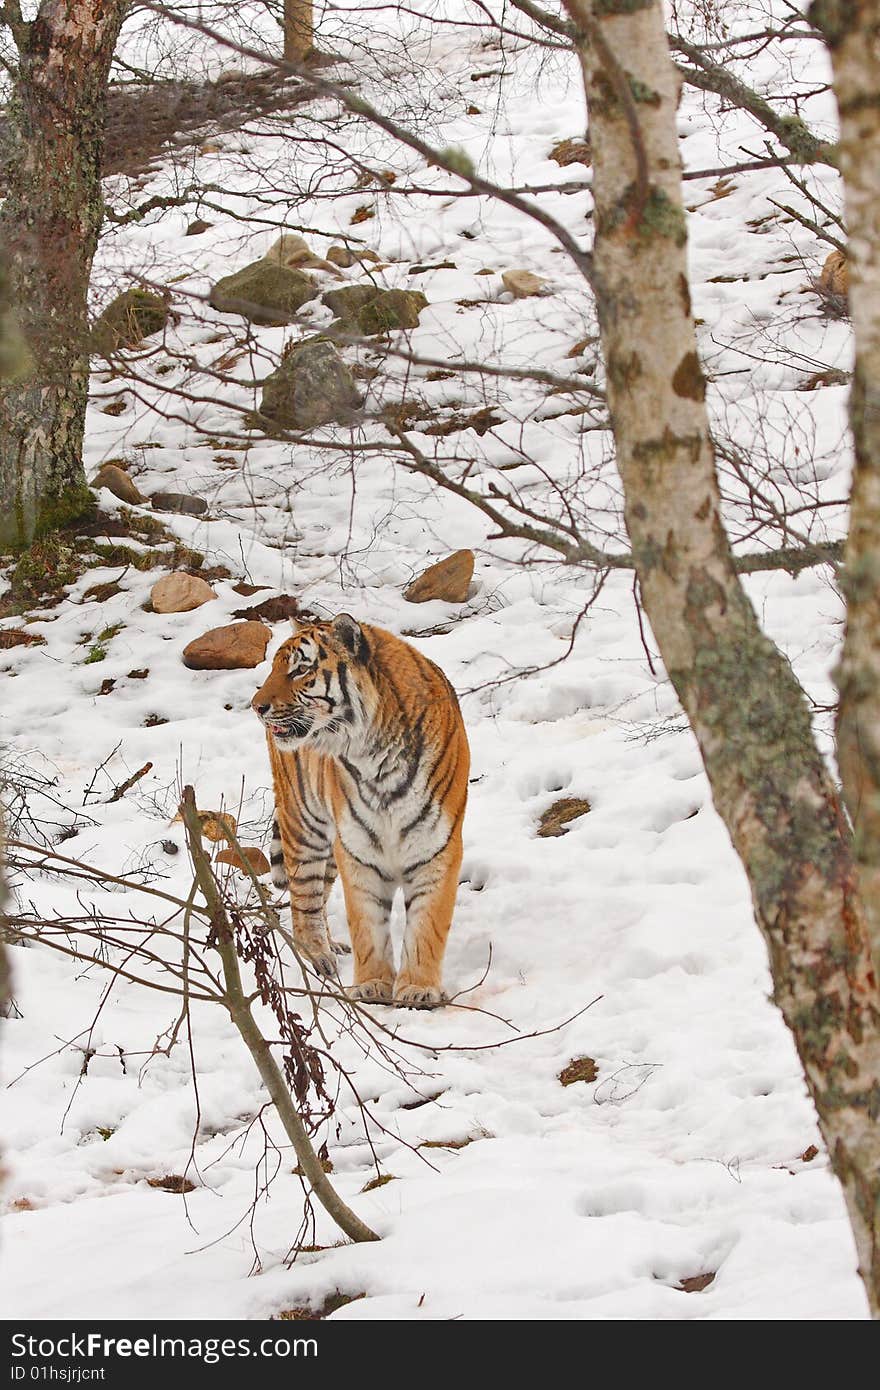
[0,1,869,1319]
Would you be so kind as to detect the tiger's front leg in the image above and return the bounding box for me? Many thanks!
[396,829,463,1009]
[273,759,337,979]
[334,840,396,1005]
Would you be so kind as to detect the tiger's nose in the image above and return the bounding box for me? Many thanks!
[254,701,270,716]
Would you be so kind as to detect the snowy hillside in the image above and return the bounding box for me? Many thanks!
[0,2,868,1319]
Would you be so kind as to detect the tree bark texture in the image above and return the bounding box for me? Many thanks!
[283,0,313,63]
[562,0,880,1315]
[0,0,126,549]
[813,5,880,990]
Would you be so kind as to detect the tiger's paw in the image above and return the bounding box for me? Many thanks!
[393,982,446,1010]
[298,947,337,979]
[347,979,394,1005]
[332,938,352,956]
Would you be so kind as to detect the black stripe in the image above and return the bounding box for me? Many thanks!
[336,839,395,882]
[403,822,457,878]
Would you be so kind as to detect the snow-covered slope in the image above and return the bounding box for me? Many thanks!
[0,2,867,1319]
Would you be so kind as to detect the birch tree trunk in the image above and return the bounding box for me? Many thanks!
[283,0,313,63]
[561,0,880,1316]
[813,5,880,988]
[0,0,127,550]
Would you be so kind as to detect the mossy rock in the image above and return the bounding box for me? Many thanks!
[358,289,427,334]
[209,260,318,326]
[91,289,170,355]
[260,341,362,431]
[321,284,428,336]
[321,284,379,329]
[10,536,82,601]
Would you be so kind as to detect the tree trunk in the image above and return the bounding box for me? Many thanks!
[813,4,880,986]
[0,0,127,549]
[283,0,314,64]
[562,0,880,1316]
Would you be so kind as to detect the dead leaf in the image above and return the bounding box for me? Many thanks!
[559,1056,599,1086]
[216,846,271,876]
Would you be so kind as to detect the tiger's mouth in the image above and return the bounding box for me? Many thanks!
[264,712,314,743]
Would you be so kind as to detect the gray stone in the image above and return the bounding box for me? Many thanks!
[502,269,550,299]
[151,492,208,516]
[260,341,362,431]
[209,260,318,326]
[321,284,379,329]
[358,288,427,334]
[321,284,428,336]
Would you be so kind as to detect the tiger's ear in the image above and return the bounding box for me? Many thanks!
[332,613,369,662]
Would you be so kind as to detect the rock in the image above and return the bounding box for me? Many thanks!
[231,594,300,622]
[321,284,428,336]
[151,491,208,517]
[182,621,270,670]
[327,245,382,267]
[151,572,216,613]
[403,549,474,604]
[216,846,271,876]
[264,234,344,278]
[90,463,146,505]
[819,249,848,299]
[185,219,212,236]
[358,288,427,334]
[92,288,170,355]
[502,269,551,299]
[797,366,850,392]
[549,137,591,168]
[321,284,379,329]
[260,340,362,430]
[537,796,591,838]
[209,260,318,326]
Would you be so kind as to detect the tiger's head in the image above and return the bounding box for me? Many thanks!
[251,613,371,753]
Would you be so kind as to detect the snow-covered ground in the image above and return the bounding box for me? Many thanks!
[1,2,868,1319]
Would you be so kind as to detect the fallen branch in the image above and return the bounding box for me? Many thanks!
[107,761,153,803]
[180,785,379,1245]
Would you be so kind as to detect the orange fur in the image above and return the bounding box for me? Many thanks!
[253,615,469,1007]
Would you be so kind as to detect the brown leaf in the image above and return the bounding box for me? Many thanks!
[678,1272,716,1294]
[147,1175,196,1193]
[215,846,271,876]
[361,1174,396,1193]
[0,629,45,649]
[558,1056,598,1086]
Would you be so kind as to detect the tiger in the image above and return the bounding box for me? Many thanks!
[251,612,470,1008]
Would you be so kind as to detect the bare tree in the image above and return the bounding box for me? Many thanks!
[559,0,880,1316]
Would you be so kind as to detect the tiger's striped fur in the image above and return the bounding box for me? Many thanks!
[252,613,469,1008]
